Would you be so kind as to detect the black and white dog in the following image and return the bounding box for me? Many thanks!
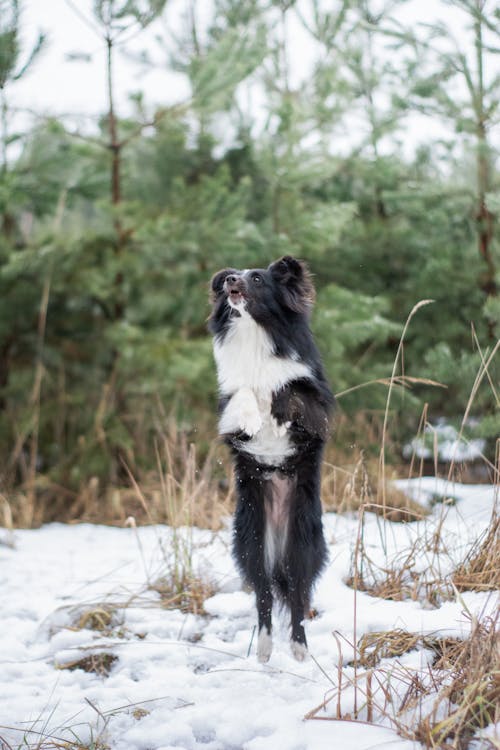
[208,256,333,662]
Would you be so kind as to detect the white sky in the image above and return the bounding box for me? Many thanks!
[12,0,190,119]
[6,0,500,159]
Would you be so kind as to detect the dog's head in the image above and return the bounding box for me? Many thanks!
[209,256,315,322]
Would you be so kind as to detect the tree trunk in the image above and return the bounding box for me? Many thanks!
[106,36,120,206]
[0,86,7,176]
[476,130,495,297]
[106,35,125,320]
[0,336,14,411]
[474,5,496,337]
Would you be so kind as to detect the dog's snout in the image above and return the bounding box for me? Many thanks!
[223,272,247,304]
[224,274,245,293]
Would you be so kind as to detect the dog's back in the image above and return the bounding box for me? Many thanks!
[209,256,333,661]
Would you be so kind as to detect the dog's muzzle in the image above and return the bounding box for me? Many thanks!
[224,274,247,305]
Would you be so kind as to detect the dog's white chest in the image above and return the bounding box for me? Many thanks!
[213,314,310,396]
[214,314,311,464]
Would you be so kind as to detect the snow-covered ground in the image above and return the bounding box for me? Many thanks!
[0,477,498,750]
[402,420,486,463]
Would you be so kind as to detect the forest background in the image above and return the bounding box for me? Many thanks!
[0,0,498,528]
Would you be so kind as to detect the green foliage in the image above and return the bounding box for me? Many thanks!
[313,283,401,409]
[188,23,268,114]
[93,0,168,30]
[0,0,46,89]
[0,0,498,500]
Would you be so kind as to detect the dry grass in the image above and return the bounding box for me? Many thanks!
[3,424,233,530]
[72,606,119,633]
[345,492,499,608]
[2,406,493,533]
[313,383,499,745]
[345,522,455,607]
[346,517,500,607]
[355,629,424,667]
[4,417,431,530]
[355,628,492,671]
[131,708,150,721]
[0,691,161,750]
[344,437,498,609]
[306,612,500,749]
[322,448,429,522]
[0,741,110,750]
[412,614,500,748]
[126,425,233,530]
[453,509,500,593]
[56,653,118,678]
[150,573,216,615]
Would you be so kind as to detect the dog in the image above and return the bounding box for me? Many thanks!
[208,255,333,662]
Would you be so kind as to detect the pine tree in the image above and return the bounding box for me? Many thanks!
[0,0,46,174]
[0,0,46,417]
[402,0,499,335]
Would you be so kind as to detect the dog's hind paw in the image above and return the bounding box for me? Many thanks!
[290,641,308,662]
[257,627,273,663]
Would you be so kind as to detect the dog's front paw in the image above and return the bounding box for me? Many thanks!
[219,387,262,438]
[239,405,263,437]
[272,419,291,438]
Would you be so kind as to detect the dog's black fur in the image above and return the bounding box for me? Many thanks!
[208,256,333,661]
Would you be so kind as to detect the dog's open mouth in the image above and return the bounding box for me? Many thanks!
[223,276,247,307]
[229,289,244,304]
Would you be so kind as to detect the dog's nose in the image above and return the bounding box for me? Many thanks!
[226,274,238,285]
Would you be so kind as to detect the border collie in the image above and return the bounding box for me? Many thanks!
[208,256,333,662]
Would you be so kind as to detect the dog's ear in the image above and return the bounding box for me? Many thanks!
[209,268,236,302]
[268,256,315,313]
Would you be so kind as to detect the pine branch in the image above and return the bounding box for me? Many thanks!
[13,32,47,82]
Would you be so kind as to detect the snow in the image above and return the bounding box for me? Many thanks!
[0,480,498,750]
[402,420,486,463]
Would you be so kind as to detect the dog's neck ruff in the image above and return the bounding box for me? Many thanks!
[213,311,311,397]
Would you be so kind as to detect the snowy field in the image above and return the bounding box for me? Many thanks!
[0,477,498,750]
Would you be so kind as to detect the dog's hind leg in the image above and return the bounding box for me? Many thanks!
[256,581,273,663]
[285,450,328,661]
[232,458,275,662]
[289,585,309,661]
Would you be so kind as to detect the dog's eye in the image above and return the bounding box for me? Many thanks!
[252,274,262,284]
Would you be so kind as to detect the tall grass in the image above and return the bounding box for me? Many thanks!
[2,422,233,529]
[308,317,500,749]
[305,609,500,749]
